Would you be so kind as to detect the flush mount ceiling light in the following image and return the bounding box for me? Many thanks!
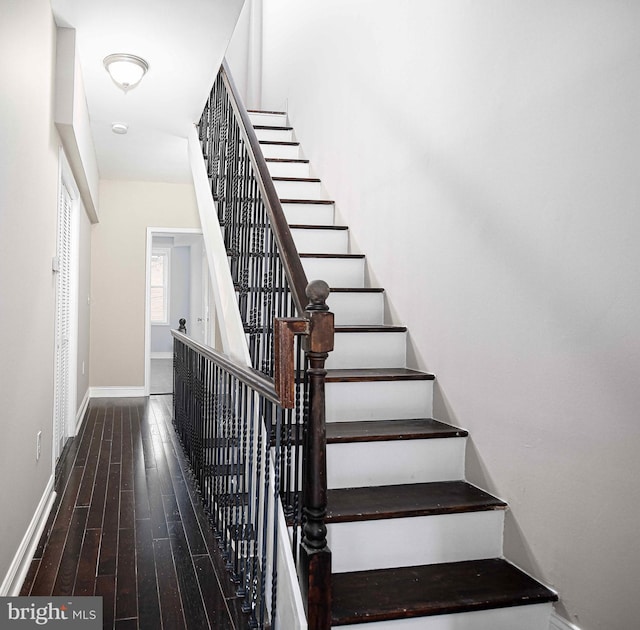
[103,53,149,93]
[111,122,128,135]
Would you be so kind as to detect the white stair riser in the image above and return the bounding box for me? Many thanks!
[327,331,406,370]
[282,202,334,226]
[254,127,294,142]
[291,228,349,255]
[274,179,327,200]
[248,113,287,126]
[330,510,504,573]
[326,379,433,422]
[302,257,365,288]
[327,292,385,326]
[327,437,464,488]
[267,161,310,178]
[333,602,553,630]
[259,143,300,159]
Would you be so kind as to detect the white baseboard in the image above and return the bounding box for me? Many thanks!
[89,386,146,398]
[75,388,90,434]
[550,611,582,630]
[151,352,173,359]
[0,475,56,596]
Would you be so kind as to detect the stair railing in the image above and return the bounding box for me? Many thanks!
[172,60,333,629]
[200,60,309,376]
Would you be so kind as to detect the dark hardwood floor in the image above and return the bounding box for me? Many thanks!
[21,395,251,630]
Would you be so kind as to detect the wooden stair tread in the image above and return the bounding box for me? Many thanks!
[326,481,506,523]
[289,224,348,230]
[326,368,435,382]
[329,287,385,293]
[335,325,406,333]
[247,109,286,115]
[300,253,365,259]
[272,176,321,183]
[332,558,558,625]
[326,418,468,443]
[258,140,300,146]
[265,158,309,164]
[253,124,293,131]
[280,198,334,205]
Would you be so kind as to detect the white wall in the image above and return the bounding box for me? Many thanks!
[0,0,62,583]
[76,200,92,413]
[259,2,640,629]
[91,180,200,388]
[226,0,263,109]
[189,239,205,343]
[55,27,100,222]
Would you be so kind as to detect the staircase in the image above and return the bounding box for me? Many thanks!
[249,110,557,629]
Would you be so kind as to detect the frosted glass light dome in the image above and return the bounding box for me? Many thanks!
[103,54,149,93]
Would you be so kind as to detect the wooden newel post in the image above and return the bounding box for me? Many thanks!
[300,280,334,630]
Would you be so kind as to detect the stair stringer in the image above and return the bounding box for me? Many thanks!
[188,126,251,367]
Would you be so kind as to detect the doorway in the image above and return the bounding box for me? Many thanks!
[144,228,212,395]
[53,152,79,462]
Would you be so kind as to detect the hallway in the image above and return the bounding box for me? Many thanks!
[20,396,251,630]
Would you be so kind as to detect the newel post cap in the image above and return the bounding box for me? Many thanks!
[305,280,330,312]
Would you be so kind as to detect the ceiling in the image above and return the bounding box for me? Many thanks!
[51,0,245,183]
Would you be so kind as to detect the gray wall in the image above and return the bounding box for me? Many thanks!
[150,245,191,354]
[259,2,640,629]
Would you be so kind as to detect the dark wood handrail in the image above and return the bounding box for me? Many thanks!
[220,59,309,317]
[171,329,281,404]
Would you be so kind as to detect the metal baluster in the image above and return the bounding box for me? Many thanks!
[271,404,282,626]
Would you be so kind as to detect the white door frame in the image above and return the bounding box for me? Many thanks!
[144,227,204,396]
[53,149,80,465]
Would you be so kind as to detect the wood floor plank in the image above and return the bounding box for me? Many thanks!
[74,528,101,596]
[141,434,156,470]
[103,402,114,442]
[121,409,134,493]
[74,405,99,468]
[120,490,135,530]
[162,492,182,523]
[115,527,137,621]
[155,537,187,630]
[95,574,116,630]
[132,408,151,521]
[52,506,89,595]
[135,518,162,630]
[111,405,122,464]
[145,466,169,540]
[168,520,210,630]
[76,415,104,506]
[86,431,112,529]
[98,463,121,576]
[151,431,175,497]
